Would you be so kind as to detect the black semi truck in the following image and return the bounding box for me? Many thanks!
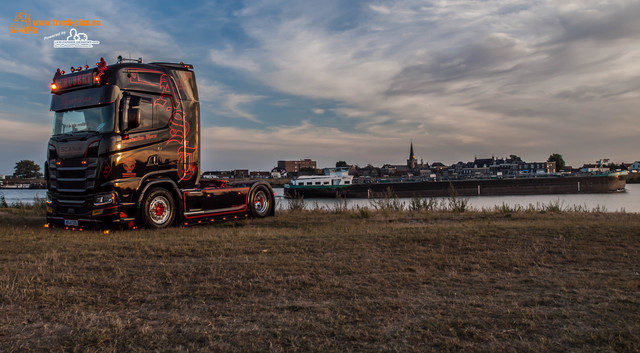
[45,57,274,229]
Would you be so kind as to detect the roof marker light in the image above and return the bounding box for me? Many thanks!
[70,67,75,72]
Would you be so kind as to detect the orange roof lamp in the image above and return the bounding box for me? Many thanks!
[51,68,62,91]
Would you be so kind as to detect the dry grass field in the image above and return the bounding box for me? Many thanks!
[0,205,639,352]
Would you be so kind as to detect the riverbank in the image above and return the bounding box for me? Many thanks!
[0,178,46,189]
[1,208,638,352]
[4,183,640,213]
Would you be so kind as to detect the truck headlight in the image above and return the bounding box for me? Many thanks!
[94,193,115,206]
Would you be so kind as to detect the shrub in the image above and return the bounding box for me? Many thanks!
[0,192,7,208]
[408,196,438,213]
[287,193,306,212]
[369,188,404,214]
[447,183,470,213]
[543,199,565,213]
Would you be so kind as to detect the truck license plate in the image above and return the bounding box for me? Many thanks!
[64,219,79,226]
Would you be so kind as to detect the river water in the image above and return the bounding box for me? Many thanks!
[3,184,639,212]
[273,184,640,213]
[0,189,48,205]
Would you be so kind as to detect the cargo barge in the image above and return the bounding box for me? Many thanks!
[284,171,628,199]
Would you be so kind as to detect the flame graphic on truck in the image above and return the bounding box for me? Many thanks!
[150,73,197,181]
[127,69,198,181]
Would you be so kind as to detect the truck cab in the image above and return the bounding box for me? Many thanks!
[46,57,274,229]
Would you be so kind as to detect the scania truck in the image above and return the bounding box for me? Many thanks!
[45,56,274,229]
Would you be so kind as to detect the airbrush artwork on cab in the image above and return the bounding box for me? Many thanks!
[127,68,198,181]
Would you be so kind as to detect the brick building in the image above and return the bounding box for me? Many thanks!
[277,159,317,173]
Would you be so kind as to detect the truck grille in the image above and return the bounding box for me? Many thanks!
[49,158,99,214]
[50,159,98,193]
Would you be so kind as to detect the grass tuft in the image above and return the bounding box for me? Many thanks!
[287,192,306,212]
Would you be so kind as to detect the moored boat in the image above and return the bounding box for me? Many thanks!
[284,168,353,198]
[285,171,628,199]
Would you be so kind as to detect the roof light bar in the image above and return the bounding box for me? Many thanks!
[117,55,143,64]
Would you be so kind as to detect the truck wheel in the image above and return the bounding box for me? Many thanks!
[142,187,176,229]
[250,185,272,218]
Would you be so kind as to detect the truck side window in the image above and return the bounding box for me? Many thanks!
[122,94,172,132]
[127,96,153,132]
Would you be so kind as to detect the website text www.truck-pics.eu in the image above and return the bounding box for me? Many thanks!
[10,11,101,35]
[32,18,101,27]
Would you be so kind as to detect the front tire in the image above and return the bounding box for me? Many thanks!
[142,187,176,229]
[250,185,272,218]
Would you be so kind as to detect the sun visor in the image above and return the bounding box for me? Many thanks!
[50,85,120,111]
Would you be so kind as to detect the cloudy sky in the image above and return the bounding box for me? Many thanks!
[1,0,639,175]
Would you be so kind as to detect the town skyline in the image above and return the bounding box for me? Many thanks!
[0,143,634,178]
[1,1,639,175]
[203,144,631,176]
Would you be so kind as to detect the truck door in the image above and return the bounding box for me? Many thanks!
[118,94,167,183]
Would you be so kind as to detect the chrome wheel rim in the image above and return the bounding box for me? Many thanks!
[149,196,170,225]
[254,191,269,215]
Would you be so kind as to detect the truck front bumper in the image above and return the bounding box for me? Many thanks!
[46,202,138,230]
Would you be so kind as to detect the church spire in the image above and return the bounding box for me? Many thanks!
[407,140,417,169]
[409,140,415,160]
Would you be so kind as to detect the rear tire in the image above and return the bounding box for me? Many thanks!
[142,187,176,229]
[250,185,272,218]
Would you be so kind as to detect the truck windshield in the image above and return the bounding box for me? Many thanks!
[52,105,114,135]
